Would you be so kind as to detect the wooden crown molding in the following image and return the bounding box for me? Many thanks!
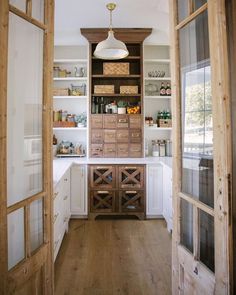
[80,28,152,43]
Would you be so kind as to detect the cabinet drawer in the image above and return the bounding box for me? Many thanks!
[89,165,116,189]
[91,115,103,129]
[117,144,129,158]
[103,115,117,129]
[129,114,142,129]
[130,129,142,143]
[129,144,142,157]
[119,165,144,189]
[91,129,103,143]
[117,129,129,143]
[117,115,129,128]
[103,144,116,157]
[91,144,103,158]
[104,129,116,143]
[119,190,144,212]
[90,190,116,213]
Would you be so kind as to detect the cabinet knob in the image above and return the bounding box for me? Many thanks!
[53,192,59,200]
[63,195,68,200]
[53,213,59,224]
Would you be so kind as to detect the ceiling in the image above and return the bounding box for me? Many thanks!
[54,0,170,45]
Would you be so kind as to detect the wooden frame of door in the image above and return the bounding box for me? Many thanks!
[169,0,233,294]
[0,1,54,294]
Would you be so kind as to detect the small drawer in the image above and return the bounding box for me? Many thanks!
[119,190,144,212]
[90,190,116,213]
[129,144,142,158]
[103,115,117,129]
[104,129,116,143]
[103,144,116,157]
[117,144,129,158]
[129,114,142,129]
[91,144,103,158]
[91,129,103,143]
[117,129,129,143]
[91,115,103,129]
[130,129,142,143]
[117,115,129,128]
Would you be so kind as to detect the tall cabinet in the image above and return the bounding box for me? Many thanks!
[81,28,152,158]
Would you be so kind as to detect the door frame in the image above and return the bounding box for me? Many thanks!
[169,0,233,294]
[0,1,54,294]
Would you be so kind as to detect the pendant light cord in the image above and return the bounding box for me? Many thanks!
[109,9,113,31]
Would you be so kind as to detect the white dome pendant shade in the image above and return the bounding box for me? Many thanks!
[94,3,129,60]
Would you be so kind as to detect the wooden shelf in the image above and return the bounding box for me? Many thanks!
[144,59,170,63]
[53,95,87,99]
[92,75,141,79]
[53,127,87,131]
[92,93,141,97]
[53,77,87,81]
[54,59,87,63]
[144,77,171,81]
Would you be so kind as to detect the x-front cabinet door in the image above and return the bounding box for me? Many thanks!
[0,0,54,294]
[169,0,232,294]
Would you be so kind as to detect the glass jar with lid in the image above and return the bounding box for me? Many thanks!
[152,140,160,157]
[159,140,166,157]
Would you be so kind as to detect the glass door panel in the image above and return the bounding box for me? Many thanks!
[177,0,189,22]
[7,13,44,206]
[180,198,194,253]
[179,10,214,209]
[32,0,44,23]
[30,198,44,253]
[10,0,26,12]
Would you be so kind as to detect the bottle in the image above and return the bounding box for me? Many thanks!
[165,82,171,96]
[160,82,166,96]
[95,97,99,114]
[99,97,105,114]
[91,97,96,114]
[53,134,57,145]
[149,116,154,126]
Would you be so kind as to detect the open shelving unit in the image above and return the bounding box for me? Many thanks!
[143,44,172,156]
[53,45,89,157]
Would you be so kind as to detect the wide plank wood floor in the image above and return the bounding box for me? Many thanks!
[54,219,172,295]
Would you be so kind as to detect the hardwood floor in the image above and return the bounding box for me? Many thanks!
[54,219,172,295]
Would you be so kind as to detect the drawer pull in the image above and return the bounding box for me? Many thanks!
[126,191,137,194]
[53,213,59,224]
[131,149,140,152]
[94,119,102,123]
[107,134,115,138]
[53,192,59,200]
[124,166,138,169]
[94,135,102,138]
[96,166,110,169]
[107,148,115,152]
[119,148,127,152]
[64,217,69,223]
[97,191,109,194]
[54,239,59,250]
[64,178,68,182]
[63,195,68,201]
[118,134,128,138]
[118,119,127,123]
[132,133,140,138]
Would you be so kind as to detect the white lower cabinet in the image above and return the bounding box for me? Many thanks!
[163,165,173,232]
[70,164,87,217]
[53,168,71,261]
[146,164,163,217]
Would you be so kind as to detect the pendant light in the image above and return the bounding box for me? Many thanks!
[94,3,129,60]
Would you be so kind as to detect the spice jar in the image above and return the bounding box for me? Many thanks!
[152,140,160,157]
[166,140,172,156]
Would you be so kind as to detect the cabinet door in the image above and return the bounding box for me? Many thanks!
[61,169,71,226]
[119,165,144,189]
[90,190,116,213]
[89,165,116,189]
[117,129,129,143]
[70,165,87,216]
[129,143,142,157]
[146,165,163,217]
[103,144,116,157]
[163,165,172,231]
[130,129,142,143]
[119,190,144,212]
[117,115,129,128]
[117,144,129,157]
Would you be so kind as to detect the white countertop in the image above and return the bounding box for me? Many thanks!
[53,156,172,187]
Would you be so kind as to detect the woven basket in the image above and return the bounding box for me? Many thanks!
[120,85,138,94]
[53,88,69,96]
[158,119,172,128]
[94,85,115,94]
[103,63,129,75]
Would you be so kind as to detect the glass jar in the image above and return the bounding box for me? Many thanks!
[166,140,172,156]
[159,140,166,157]
[152,140,160,157]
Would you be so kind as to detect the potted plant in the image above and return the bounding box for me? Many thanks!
[117,100,127,114]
